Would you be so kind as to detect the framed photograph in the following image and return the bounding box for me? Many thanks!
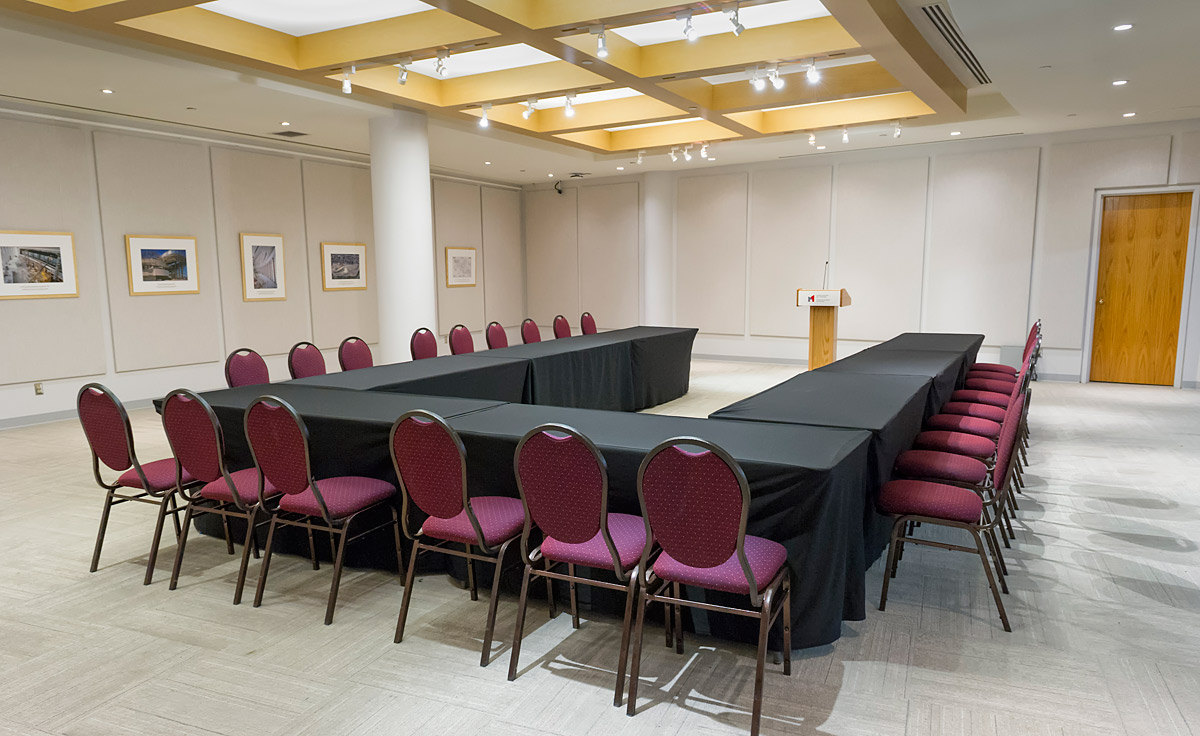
[445,247,477,288]
[126,235,199,295]
[240,233,286,301]
[321,242,367,291]
[0,231,79,300]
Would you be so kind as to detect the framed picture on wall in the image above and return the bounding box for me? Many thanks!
[445,247,476,288]
[321,242,367,291]
[0,231,79,300]
[240,233,286,301]
[126,235,199,295]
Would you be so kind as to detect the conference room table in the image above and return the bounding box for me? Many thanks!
[872,332,986,384]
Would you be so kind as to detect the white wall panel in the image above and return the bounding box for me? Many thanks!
[579,182,640,330]
[525,187,579,326]
[925,148,1040,346]
[676,173,748,335]
[748,166,832,338]
[481,186,524,329]
[1179,130,1200,184]
[833,157,928,341]
[433,179,485,335]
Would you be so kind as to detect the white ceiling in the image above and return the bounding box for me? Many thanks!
[407,44,559,80]
[200,0,433,36]
[612,0,830,47]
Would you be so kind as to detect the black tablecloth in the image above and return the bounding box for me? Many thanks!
[290,354,531,403]
[873,332,984,384]
[816,348,962,415]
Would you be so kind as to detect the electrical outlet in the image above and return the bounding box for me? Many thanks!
[34,382,43,396]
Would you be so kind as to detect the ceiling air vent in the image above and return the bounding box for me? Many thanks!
[920,3,991,85]
[272,130,309,138]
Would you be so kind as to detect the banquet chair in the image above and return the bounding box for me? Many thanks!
[77,383,199,585]
[970,321,1040,378]
[521,318,541,344]
[449,324,475,355]
[508,424,648,705]
[486,321,509,349]
[338,336,373,371]
[410,327,438,360]
[161,389,278,603]
[580,312,597,335]
[553,315,571,339]
[245,396,401,624]
[225,348,269,388]
[627,438,791,736]
[390,410,525,666]
[288,341,326,379]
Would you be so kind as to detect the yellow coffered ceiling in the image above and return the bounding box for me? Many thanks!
[2,0,968,156]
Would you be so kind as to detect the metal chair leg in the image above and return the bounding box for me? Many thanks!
[467,544,478,602]
[390,507,404,575]
[507,562,533,682]
[233,508,258,605]
[220,512,234,556]
[253,516,279,608]
[750,588,775,736]
[168,493,182,539]
[879,520,903,611]
[395,540,422,643]
[168,502,196,590]
[673,583,684,654]
[324,525,349,625]
[544,557,556,619]
[481,538,515,666]
[983,528,1009,594]
[90,491,116,573]
[781,574,792,676]
[306,525,319,570]
[970,528,1011,632]
[568,562,580,629]
[614,575,637,706]
[625,585,650,717]
[143,494,172,586]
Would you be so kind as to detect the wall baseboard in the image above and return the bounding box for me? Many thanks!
[1036,373,1082,383]
[693,353,809,366]
[0,398,155,431]
[1183,381,1199,390]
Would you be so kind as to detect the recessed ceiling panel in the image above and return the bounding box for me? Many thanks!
[534,88,643,109]
[613,0,830,47]
[408,43,559,79]
[702,54,874,85]
[200,0,433,36]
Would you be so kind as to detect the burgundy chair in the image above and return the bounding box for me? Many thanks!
[553,315,571,339]
[580,312,597,335]
[521,319,541,344]
[390,410,525,666]
[449,324,475,355]
[225,348,269,388]
[338,336,373,371]
[627,438,791,735]
[485,321,508,349]
[288,341,326,379]
[508,424,648,705]
[245,396,401,624]
[162,389,279,603]
[970,320,1040,378]
[410,327,438,360]
[77,383,199,585]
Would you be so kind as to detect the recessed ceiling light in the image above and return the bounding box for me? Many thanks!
[101,89,113,94]
[1112,80,1128,86]
[1113,23,1133,31]
[548,173,554,177]
[485,161,492,165]
[280,121,290,126]
[1123,112,1137,117]
[617,166,625,171]
[950,131,962,136]
[816,145,826,150]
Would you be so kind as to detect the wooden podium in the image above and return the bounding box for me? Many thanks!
[797,288,851,369]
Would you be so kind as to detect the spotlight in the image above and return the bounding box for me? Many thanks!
[768,67,785,90]
[725,2,745,35]
[841,126,849,143]
[1122,112,1136,117]
[101,88,113,94]
[593,25,609,58]
[893,120,902,139]
[669,147,679,162]
[1113,23,1133,31]
[683,145,693,162]
[564,93,576,118]
[1112,79,1128,86]
[636,150,645,165]
[750,68,767,91]
[677,11,697,41]
[396,58,410,85]
[281,121,290,126]
[808,132,816,146]
[435,50,449,77]
[479,103,490,128]
[950,130,962,135]
[523,98,536,120]
[342,72,352,94]
[806,58,821,84]
[700,143,709,158]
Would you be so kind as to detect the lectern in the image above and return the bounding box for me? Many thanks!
[796,288,851,369]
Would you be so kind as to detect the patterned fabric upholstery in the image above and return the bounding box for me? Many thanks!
[895,450,989,485]
[553,315,571,339]
[422,496,525,546]
[516,430,604,543]
[410,328,438,360]
[244,401,312,496]
[339,338,373,371]
[925,413,1002,439]
[289,342,327,379]
[640,445,743,569]
[226,349,269,388]
[580,312,597,335]
[521,319,541,344]
[950,389,1011,409]
[939,401,1006,423]
[879,479,983,524]
[278,476,396,519]
[449,325,475,355]
[966,370,1018,384]
[993,393,1027,493]
[541,513,647,572]
[200,467,278,505]
[965,377,1018,396]
[162,393,223,483]
[485,322,508,349]
[118,458,196,492]
[78,386,132,471]
[914,430,996,459]
[970,362,1017,375]
[653,536,787,594]
[391,416,464,519]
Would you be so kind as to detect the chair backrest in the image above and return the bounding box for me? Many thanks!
[515,425,607,547]
[580,312,597,335]
[243,397,313,501]
[338,336,373,371]
[1022,324,1039,362]
[161,389,226,486]
[449,324,475,355]
[76,383,134,473]
[521,319,541,344]
[288,342,326,379]
[390,411,477,542]
[553,315,571,339]
[486,321,508,349]
[225,348,269,388]
[994,392,1027,493]
[410,327,438,360]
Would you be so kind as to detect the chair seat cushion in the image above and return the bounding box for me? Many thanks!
[966,370,1018,384]
[970,362,1017,375]
[542,513,647,572]
[422,496,525,547]
[965,377,1018,396]
[914,430,996,459]
[200,467,278,505]
[118,458,196,492]
[278,476,395,519]
[879,479,982,524]
[925,413,1002,438]
[895,450,989,485]
[653,535,787,595]
[950,389,1012,409]
[939,401,1006,423]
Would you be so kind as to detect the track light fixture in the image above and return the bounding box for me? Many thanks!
[564,93,576,118]
[669,147,679,162]
[893,120,902,139]
[842,126,850,144]
[523,98,536,120]
[435,49,449,77]
[677,11,697,42]
[341,64,356,94]
[768,66,785,90]
[700,142,709,159]
[809,132,817,146]
[724,2,746,35]
[637,150,645,165]
[683,145,693,162]
[806,58,821,84]
[749,67,767,91]
[395,57,410,85]
[591,25,609,58]
[479,103,491,128]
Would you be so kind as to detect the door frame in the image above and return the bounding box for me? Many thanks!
[1081,185,1200,388]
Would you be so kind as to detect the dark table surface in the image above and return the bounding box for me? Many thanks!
[872,332,984,385]
[289,354,531,403]
[817,348,963,414]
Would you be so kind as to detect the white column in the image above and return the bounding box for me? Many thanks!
[641,171,675,325]
[369,108,437,363]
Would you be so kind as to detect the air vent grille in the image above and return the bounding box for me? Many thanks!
[921,3,991,85]
[272,130,308,138]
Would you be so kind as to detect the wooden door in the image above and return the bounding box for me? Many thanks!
[1090,192,1192,385]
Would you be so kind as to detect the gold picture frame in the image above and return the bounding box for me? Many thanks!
[445,246,477,288]
[321,242,368,291]
[239,233,287,302]
[0,230,79,300]
[125,235,200,296]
